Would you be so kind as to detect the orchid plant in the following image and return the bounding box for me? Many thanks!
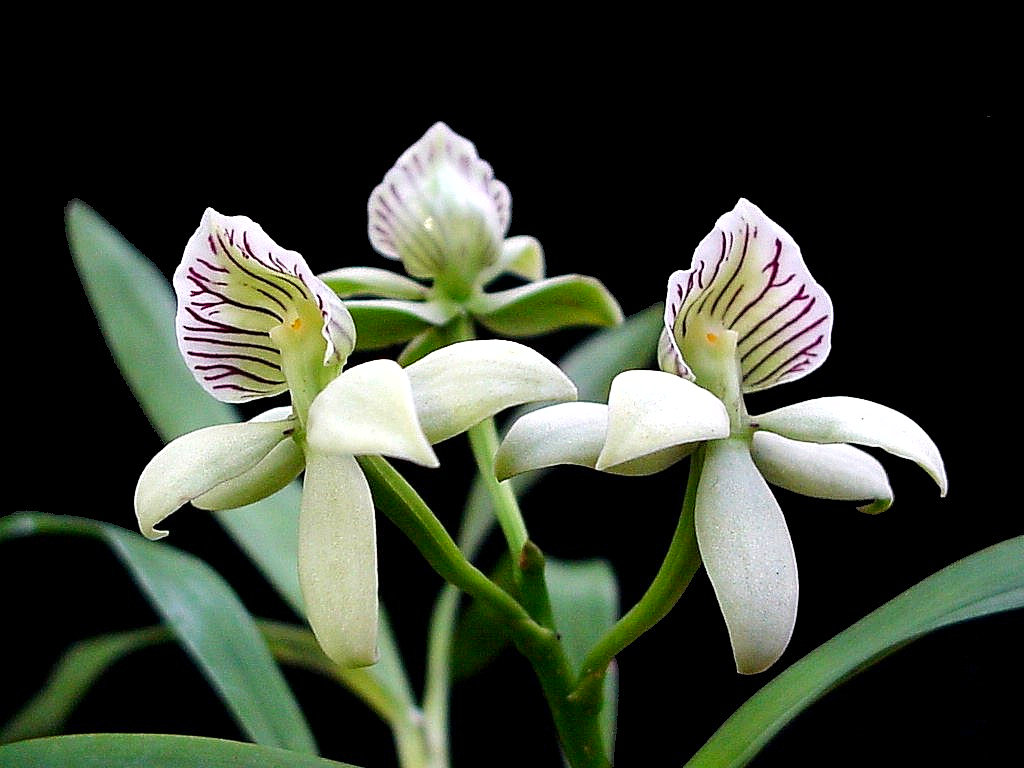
[2,123,1020,768]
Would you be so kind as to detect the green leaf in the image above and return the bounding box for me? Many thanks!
[320,266,428,299]
[0,513,316,753]
[345,299,454,349]
[65,203,416,728]
[0,627,169,743]
[470,275,623,337]
[546,558,620,757]
[685,536,1024,768]
[0,734,358,768]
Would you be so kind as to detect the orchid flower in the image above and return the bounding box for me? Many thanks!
[319,122,623,363]
[134,209,576,667]
[496,199,947,674]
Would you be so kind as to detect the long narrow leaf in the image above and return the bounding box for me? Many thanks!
[0,513,315,754]
[685,536,1024,768]
[65,202,415,727]
[0,734,358,768]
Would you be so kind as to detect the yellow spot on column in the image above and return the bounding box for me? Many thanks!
[706,332,718,344]
[291,317,303,331]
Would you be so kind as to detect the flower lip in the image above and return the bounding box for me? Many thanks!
[175,209,355,403]
[664,199,833,393]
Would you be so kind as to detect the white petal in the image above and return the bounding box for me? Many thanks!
[667,199,833,392]
[367,122,510,285]
[657,326,690,378]
[596,370,729,470]
[753,396,947,496]
[495,402,692,480]
[696,438,798,674]
[193,408,304,511]
[300,451,378,667]
[406,340,577,444]
[306,359,438,467]
[175,209,355,402]
[751,431,893,514]
[135,419,294,539]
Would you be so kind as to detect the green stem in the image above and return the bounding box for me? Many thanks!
[467,418,529,557]
[359,455,609,767]
[422,585,458,767]
[571,448,705,705]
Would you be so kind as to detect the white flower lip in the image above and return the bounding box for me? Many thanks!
[175,208,355,403]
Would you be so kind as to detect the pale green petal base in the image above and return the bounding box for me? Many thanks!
[696,439,798,675]
[300,452,379,668]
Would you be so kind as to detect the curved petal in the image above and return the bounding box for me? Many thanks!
[175,209,355,402]
[319,266,428,299]
[657,327,690,378]
[753,396,947,496]
[470,275,624,337]
[397,325,449,367]
[495,402,692,480]
[596,370,729,470]
[696,438,798,674]
[193,406,304,511]
[300,451,378,667]
[345,299,456,349]
[306,359,438,467]
[751,431,893,514]
[405,340,577,444]
[135,419,294,540]
[367,122,510,288]
[497,235,545,281]
[667,199,832,392]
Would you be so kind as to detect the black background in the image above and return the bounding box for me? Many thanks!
[7,83,1020,768]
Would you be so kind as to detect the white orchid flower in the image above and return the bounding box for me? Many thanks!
[496,199,947,675]
[320,122,622,363]
[135,209,576,668]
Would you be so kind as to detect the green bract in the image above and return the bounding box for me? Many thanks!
[135,209,577,668]
[320,122,623,363]
[496,199,947,674]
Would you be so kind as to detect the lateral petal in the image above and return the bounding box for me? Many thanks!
[300,451,378,667]
[753,396,947,496]
[319,266,428,299]
[135,419,294,540]
[306,359,438,467]
[696,438,799,674]
[495,402,691,480]
[405,340,577,444]
[345,299,456,350]
[596,370,729,470]
[751,431,894,514]
[470,275,623,337]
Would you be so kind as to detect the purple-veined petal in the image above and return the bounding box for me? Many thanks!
[596,370,729,470]
[667,199,832,393]
[751,431,893,514]
[696,438,799,674]
[495,401,692,480]
[175,209,356,403]
[657,326,691,378]
[367,122,510,288]
[300,451,378,667]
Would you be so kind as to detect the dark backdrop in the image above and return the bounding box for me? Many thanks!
[7,92,1019,767]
